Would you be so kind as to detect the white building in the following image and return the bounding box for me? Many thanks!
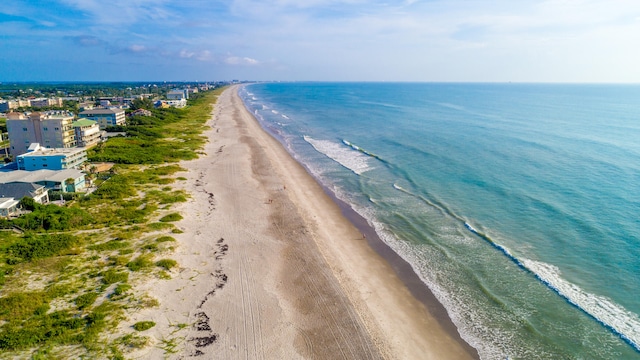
[78,108,126,129]
[6,111,77,156]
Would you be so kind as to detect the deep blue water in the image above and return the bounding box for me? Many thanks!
[240,82,640,359]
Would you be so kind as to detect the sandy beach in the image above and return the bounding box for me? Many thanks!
[133,86,477,359]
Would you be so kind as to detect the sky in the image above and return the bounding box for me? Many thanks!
[2,0,640,82]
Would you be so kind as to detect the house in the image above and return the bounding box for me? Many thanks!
[0,197,20,217]
[0,182,49,204]
[6,111,77,156]
[166,99,187,108]
[167,89,188,100]
[0,168,86,193]
[72,119,101,148]
[78,108,126,129]
[154,100,170,109]
[129,109,152,117]
[16,144,87,171]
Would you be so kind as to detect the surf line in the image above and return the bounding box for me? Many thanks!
[463,221,640,352]
[342,139,384,161]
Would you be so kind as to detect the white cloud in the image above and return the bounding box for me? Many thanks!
[225,56,260,65]
[128,44,147,53]
[180,49,195,58]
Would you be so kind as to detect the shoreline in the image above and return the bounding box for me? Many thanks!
[244,86,479,358]
[321,184,479,358]
[135,85,477,359]
[236,84,479,359]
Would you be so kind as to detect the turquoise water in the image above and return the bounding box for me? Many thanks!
[240,83,640,359]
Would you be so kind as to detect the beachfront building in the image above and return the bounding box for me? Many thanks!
[0,182,49,204]
[73,119,101,148]
[166,99,187,108]
[0,197,20,217]
[78,108,126,129]
[16,144,87,171]
[6,111,77,156]
[0,168,86,193]
[167,89,189,100]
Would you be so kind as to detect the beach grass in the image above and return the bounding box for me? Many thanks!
[0,87,224,358]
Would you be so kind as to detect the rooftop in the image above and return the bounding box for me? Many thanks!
[0,169,85,184]
[72,119,98,127]
[79,108,124,115]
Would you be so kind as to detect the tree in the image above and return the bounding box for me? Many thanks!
[131,98,154,111]
[19,197,37,211]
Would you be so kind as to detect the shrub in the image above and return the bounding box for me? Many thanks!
[12,205,93,231]
[102,269,129,285]
[127,255,153,272]
[142,243,158,252]
[75,292,98,310]
[156,236,176,243]
[132,321,155,332]
[155,259,177,270]
[159,213,182,222]
[113,283,131,296]
[7,234,79,263]
[19,197,38,211]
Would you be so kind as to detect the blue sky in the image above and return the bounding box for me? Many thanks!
[2,0,640,82]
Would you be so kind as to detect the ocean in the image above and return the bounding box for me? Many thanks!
[239,82,640,359]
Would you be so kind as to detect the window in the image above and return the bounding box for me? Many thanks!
[23,128,27,131]
[55,127,60,131]
[43,127,48,131]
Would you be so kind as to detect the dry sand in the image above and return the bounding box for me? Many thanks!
[133,86,477,359]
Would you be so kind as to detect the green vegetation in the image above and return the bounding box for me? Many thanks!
[132,321,155,332]
[159,213,183,222]
[89,92,214,164]
[75,292,99,310]
[5,234,80,264]
[102,269,129,285]
[155,259,177,270]
[126,255,153,272]
[156,236,176,243]
[0,87,224,358]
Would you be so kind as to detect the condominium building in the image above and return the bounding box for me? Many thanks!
[16,143,87,171]
[7,111,77,156]
[78,108,126,129]
[0,99,30,112]
[29,98,63,108]
[0,101,13,112]
[73,119,101,148]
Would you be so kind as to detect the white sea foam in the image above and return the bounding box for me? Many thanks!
[522,259,640,350]
[281,114,290,119]
[437,102,466,111]
[303,136,373,175]
[359,100,401,108]
[271,110,279,114]
[342,140,380,159]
